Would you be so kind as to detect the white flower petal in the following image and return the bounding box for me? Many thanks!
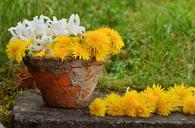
[8,27,17,37]
[68,14,75,25]
[75,14,80,26]
[8,14,86,44]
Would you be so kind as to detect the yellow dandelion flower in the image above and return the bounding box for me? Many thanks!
[6,39,31,63]
[89,98,106,117]
[147,84,165,97]
[97,28,124,54]
[70,42,91,60]
[54,35,72,44]
[52,45,70,59]
[183,96,195,115]
[85,30,111,53]
[94,50,108,61]
[156,93,180,116]
[135,101,155,118]
[168,83,192,103]
[123,90,139,117]
[52,35,72,59]
[105,93,124,116]
[140,90,158,107]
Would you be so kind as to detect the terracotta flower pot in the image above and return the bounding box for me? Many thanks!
[23,56,105,108]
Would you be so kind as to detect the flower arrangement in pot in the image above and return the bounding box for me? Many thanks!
[6,14,124,108]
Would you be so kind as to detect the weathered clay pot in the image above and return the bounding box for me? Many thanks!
[23,56,105,108]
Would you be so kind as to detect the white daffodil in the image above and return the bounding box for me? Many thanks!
[8,22,31,40]
[29,35,50,51]
[66,14,85,36]
[29,42,44,52]
[39,34,52,44]
[48,16,68,36]
[25,15,50,37]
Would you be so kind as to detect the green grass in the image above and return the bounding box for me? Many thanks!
[1,0,195,126]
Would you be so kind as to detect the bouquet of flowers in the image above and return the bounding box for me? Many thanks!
[6,14,124,63]
[5,14,125,108]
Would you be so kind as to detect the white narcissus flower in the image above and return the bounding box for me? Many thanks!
[8,22,31,40]
[66,14,85,36]
[29,35,50,52]
[25,15,50,37]
[24,15,53,52]
[8,14,86,52]
[29,42,44,52]
[48,16,68,36]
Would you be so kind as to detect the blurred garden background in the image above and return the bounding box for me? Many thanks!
[0,0,195,127]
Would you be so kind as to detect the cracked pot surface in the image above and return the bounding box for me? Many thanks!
[23,57,105,108]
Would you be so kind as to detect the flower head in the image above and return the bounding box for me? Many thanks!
[94,50,108,61]
[85,30,110,52]
[135,101,155,118]
[25,15,50,37]
[48,16,68,36]
[105,93,124,116]
[146,84,165,97]
[29,35,52,52]
[6,39,31,63]
[140,89,158,107]
[8,22,32,40]
[168,83,192,103]
[70,42,91,60]
[183,96,195,115]
[123,90,139,117]
[89,98,106,117]
[156,93,180,116]
[97,28,124,54]
[66,14,85,36]
[54,35,72,44]
[84,30,111,61]
[51,35,72,59]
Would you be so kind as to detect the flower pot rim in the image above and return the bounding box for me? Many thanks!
[24,56,82,62]
[23,56,108,65]
[24,56,106,62]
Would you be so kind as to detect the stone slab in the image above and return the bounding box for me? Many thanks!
[13,90,195,128]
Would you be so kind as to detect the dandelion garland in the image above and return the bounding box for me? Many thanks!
[6,14,124,63]
[89,84,195,117]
